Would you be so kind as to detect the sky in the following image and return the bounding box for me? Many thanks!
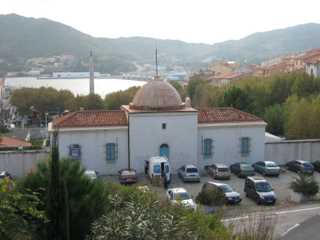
[1,0,320,44]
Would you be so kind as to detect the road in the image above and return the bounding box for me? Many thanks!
[222,204,320,239]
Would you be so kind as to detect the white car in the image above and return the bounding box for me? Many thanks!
[84,170,98,180]
[166,187,197,210]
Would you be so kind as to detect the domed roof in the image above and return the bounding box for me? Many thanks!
[130,80,184,110]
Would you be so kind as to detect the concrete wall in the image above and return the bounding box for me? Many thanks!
[58,127,128,175]
[129,112,198,173]
[265,139,320,165]
[0,150,49,177]
[198,124,266,171]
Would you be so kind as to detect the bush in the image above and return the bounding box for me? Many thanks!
[88,184,231,240]
[0,178,47,240]
[313,161,320,172]
[19,158,109,240]
[196,187,226,206]
[290,173,319,197]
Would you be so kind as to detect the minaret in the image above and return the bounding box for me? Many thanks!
[89,50,94,94]
[154,47,160,81]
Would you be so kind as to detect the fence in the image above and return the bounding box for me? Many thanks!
[0,149,49,177]
[265,139,320,165]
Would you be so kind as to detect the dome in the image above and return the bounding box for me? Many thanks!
[130,80,184,110]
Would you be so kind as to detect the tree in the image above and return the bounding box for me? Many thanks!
[19,158,109,240]
[264,104,284,136]
[223,86,253,112]
[0,177,46,240]
[104,86,139,109]
[75,94,104,110]
[47,133,64,240]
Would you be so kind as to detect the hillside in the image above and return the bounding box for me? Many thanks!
[209,23,320,63]
[1,14,320,73]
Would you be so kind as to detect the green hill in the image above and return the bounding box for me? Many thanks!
[1,14,320,73]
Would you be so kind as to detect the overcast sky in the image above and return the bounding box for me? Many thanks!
[1,0,320,44]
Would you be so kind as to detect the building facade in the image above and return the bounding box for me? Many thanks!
[51,80,266,175]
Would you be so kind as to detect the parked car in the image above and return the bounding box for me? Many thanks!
[252,161,281,177]
[230,162,255,178]
[312,161,320,173]
[205,163,231,180]
[0,171,13,180]
[84,170,98,180]
[200,181,242,205]
[286,160,314,174]
[118,169,138,184]
[166,187,197,209]
[178,164,200,182]
[244,176,276,205]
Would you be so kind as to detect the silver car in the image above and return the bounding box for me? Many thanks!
[178,164,200,182]
[206,163,231,180]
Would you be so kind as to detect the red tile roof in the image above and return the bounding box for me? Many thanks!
[53,110,128,128]
[0,137,32,148]
[52,108,263,128]
[198,108,264,124]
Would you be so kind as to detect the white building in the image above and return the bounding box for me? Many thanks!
[50,79,266,175]
[305,60,320,77]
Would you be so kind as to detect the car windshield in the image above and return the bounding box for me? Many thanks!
[218,168,229,172]
[240,164,252,171]
[175,192,191,200]
[153,165,161,174]
[186,167,198,173]
[220,185,233,193]
[255,182,272,192]
[303,163,313,169]
[266,162,277,167]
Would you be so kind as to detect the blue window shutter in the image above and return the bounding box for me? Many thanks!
[106,143,117,161]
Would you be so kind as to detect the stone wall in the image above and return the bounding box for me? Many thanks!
[265,139,320,165]
[0,149,49,177]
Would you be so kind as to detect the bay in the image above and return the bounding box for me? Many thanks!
[5,77,146,97]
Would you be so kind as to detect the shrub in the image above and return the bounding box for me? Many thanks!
[196,186,226,206]
[19,158,109,240]
[0,178,47,240]
[88,184,231,240]
[313,161,320,172]
[290,173,319,197]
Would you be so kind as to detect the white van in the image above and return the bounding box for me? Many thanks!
[145,156,171,183]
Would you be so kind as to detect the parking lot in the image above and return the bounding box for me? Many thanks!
[104,169,320,215]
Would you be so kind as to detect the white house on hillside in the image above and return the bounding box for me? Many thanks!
[50,79,266,175]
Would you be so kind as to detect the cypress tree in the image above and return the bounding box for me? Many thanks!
[47,131,64,240]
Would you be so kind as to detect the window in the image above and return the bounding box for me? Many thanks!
[203,138,213,157]
[240,137,250,156]
[162,123,166,129]
[106,143,118,161]
[69,144,81,160]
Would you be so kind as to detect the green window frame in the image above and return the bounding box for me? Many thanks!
[240,137,250,156]
[106,143,118,161]
[203,138,213,157]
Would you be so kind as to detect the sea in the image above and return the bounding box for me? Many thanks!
[5,77,146,97]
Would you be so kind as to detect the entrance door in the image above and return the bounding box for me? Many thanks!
[159,144,169,159]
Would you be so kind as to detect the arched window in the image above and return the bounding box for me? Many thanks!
[159,144,169,159]
[203,138,213,157]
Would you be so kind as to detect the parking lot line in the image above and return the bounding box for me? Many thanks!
[222,205,320,223]
[281,223,300,237]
